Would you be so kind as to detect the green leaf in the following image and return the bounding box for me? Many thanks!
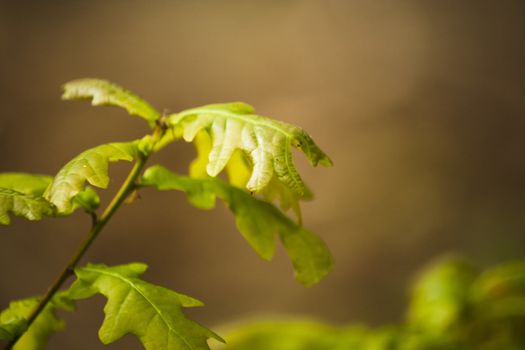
[407,256,478,333]
[44,142,138,213]
[0,293,73,350]
[0,173,101,224]
[0,173,55,224]
[471,261,525,320]
[215,320,354,350]
[278,227,333,287]
[0,173,52,196]
[68,263,223,350]
[213,320,406,350]
[473,261,525,301]
[141,165,333,286]
[214,257,525,350]
[72,186,100,213]
[0,315,26,341]
[168,102,332,198]
[62,78,161,127]
[0,188,55,225]
[224,150,309,223]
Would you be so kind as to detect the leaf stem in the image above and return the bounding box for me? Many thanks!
[4,153,149,350]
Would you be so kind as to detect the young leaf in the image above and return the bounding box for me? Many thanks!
[224,150,309,223]
[0,188,55,225]
[68,263,223,350]
[0,293,73,350]
[0,173,101,224]
[0,174,54,224]
[168,102,332,198]
[141,165,333,286]
[0,173,52,196]
[44,142,138,213]
[189,131,214,179]
[71,186,101,213]
[62,78,161,127]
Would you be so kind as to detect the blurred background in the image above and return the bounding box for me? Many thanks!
[1,0,524,348]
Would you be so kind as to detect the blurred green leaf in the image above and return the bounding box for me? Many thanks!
[407,256,478,333]
[0,293,73,350]
[473,261,525,302]
[215,256,525,350]
[214,320,348,350]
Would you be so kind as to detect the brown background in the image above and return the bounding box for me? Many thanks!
[1,1,524,349]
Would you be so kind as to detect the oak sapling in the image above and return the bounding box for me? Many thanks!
[0,79,333,350]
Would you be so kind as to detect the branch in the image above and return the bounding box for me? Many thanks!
[4,153,149,350]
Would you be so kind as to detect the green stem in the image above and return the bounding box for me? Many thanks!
[4,153,149,350]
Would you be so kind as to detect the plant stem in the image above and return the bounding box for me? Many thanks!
[4,153,149,350]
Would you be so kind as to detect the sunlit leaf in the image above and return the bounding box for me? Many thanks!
[168,102,332,198]
[44,142,138,213]
[0,173,54,224]
[0,173,52,196]
[0,172,102,224]
[62,78,160,127]
[0,173,54,225]
[223,148,307,223]
[189,131,213,179]
[0,188,54,225]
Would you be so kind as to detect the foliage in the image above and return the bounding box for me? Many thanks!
[0,79,332,349]
[168,102,331,194]
[68,263,224,350]
[43,141,137,213]
[0,293,73,350]
[214,256,525,350]
[141,165,332,285]
[62,79,160,126]
[0,173,54,224]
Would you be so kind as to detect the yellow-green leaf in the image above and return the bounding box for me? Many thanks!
[0,188,54,225]
[141,165,333,286]
[0,173,52,196]
[0,173,54,224]
[168,102,332,198]
[62,78,161,127]
[0,293,73,350]
[69,263,223,350]
[44,142,138,213]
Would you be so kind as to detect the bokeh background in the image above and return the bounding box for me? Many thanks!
[1,0,524,348]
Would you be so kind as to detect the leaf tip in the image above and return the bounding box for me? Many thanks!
[319,156,334,167]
